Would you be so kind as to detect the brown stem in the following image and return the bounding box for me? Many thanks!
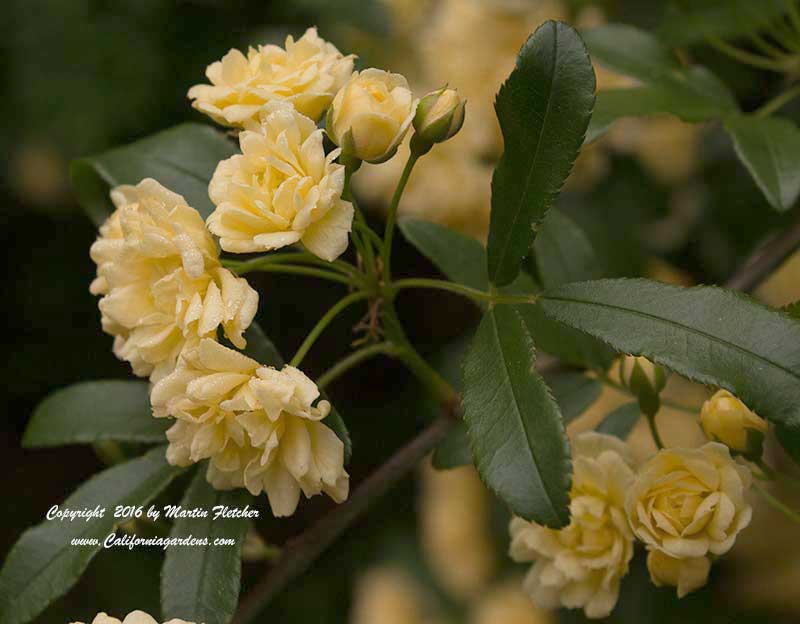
[725,215,800,292]
[231,415,457,624]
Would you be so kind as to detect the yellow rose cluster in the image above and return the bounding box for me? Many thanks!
[510,410,757,618]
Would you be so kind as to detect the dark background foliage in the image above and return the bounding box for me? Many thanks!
[2,1,797,622]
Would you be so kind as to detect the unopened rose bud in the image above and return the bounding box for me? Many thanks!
[619,355,666,416]
[413,87,465,145]
[326,69,418,164]
[700,389,768,456]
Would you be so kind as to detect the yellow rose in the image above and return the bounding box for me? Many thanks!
[327,68,418,163]
[207,101,353,261]
[71,612,194,624]
[90,179,257,380]
[646,550,711,598]
[509,433,635,619]
[700,389,768,456]
[413,87,466,145]
[188,27,354,127]
[625,442,753,559]
[151,339,349,517]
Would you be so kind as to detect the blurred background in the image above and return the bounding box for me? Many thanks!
[3,1,800,622]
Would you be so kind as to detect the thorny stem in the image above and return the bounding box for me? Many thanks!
[230,417,457,624]
[289,291,373,368]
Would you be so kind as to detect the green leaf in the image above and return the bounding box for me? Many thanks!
[399,218,614,369]
[583,24,736,135]
[546,371,602,424]
[432,425,473,469]
[537,279,800,429]
[487,20,596,286]
[0,447,184,624]
[597,403,641,440]
[462,306,571,526]
[533,209,602,288]
[587,71,734,142]
[786,301,800,319]
[161,470,252,624]
[23,380,166,448]
[724,114,800,212]
[399,218,489,291]
[658,0,788,45]
[70,123,236,226]
[242,321,351,462]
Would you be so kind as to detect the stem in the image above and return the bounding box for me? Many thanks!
[756,84,800,117]
[382,153,420,282]
[753,481,800,525]
[354,220,384,250]
[317,342,397,389]
[646,411,666,450]
[289,292,373,368]
[707,37,792,72]
[787,0,800,38]
[227,262,355,286]
[391,278,536,306]
[231,417,457,624]
[756,458,800,487]
[343,165,378,280]
[222,252,357,277]
[380,298,459,406]
[725,214,800,292]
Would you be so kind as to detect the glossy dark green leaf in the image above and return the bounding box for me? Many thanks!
[70,123,236,226]
[462,306,571,526]
[242,321,351,462]
[161,470,252,624]
[533,209,601,288]
[432,425,473,469]
[583,24,736,134]
[597,403,641,440]
[538,279,800,429]
[399,218,489,291]
[399,218,614,369]
[588,73,733,142]
[776,423,800,466]
[487,21,596,286]
[23,380,167,448]
[724,114,800,212]
[0,447,184,624]
[545,371,602,424]
[658,0,788,45]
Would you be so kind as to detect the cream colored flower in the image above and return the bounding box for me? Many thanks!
[188,27,353,127]
[646,550,711,598]
[510,433,635,619]
[700,390,768,455]
[90,179,257,380]
[151,339,349,517]
[619,355,666,394]
[625,442,753,559]
[207,101,353,261]
[419,463,495,599]
[327,68,417,163]
[70,611,195,624]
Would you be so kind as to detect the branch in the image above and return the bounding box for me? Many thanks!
[725,214,800,292]
[231,415,457,624]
